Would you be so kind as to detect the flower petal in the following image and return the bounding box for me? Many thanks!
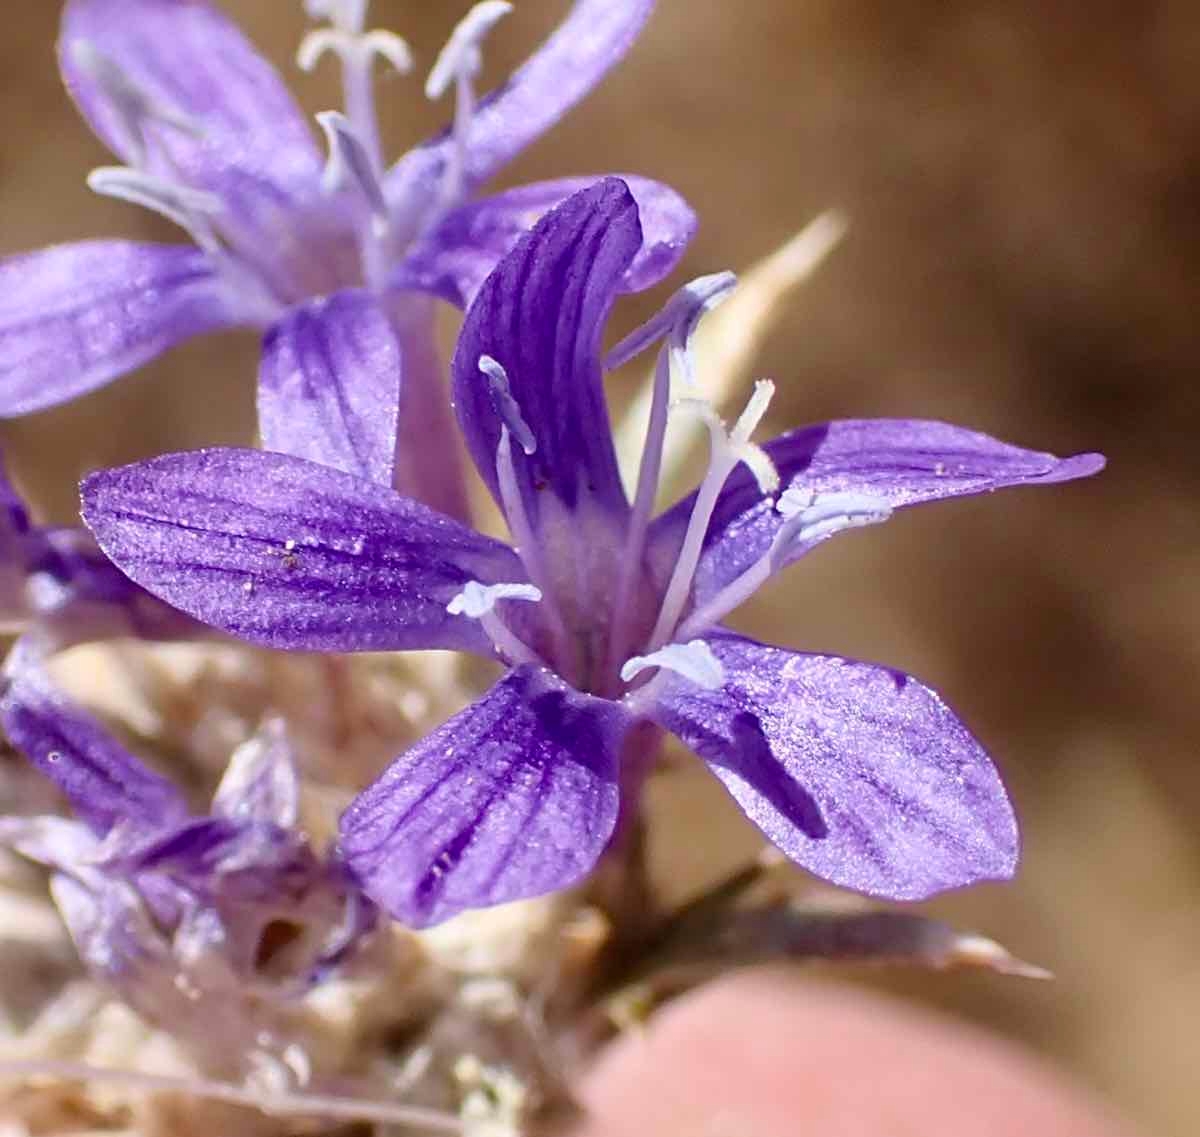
[452,178,639,519]
[80,448,522,654]
[211,719,299,829]
[394,175,695,309]
[386,0,654,206]
[339,666,627,927]
[0,815,99,875]
[650,419,1106,605]
[258,290,402,488]
[650,634,1018,900]
[0,657,188,836]
[0,241,235,416]
[59,0,321,192]
[117,816,319,906]
[48,872,181,1016]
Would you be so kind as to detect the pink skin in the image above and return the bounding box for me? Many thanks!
[574,970,1140,1137]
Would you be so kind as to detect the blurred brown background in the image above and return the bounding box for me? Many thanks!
[2,2,1198,1134]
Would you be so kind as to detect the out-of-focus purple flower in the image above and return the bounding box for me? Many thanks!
[0,447,198,653]
[80,180,1105,928]
[0,0,693,515]
[0,660,375,1064]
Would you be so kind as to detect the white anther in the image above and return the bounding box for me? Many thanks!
[772,488,893,565]
[70,40,203,163]
[298,28,347,71]
[480,356,536,455]
[360,30,415,74]
[621,640,725,691]
[426,1,513,100]
[298,27,412,75]
[447,581,542,619]
[316,111,390,229]
[87,166,222,231]
[605,271,738,378]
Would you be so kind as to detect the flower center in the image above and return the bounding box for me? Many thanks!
[463,277,788,702]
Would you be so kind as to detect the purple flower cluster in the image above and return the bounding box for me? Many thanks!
[0,653,373,1066]
[0,0,691,513]
[0,0,1103,1003]
[81,177,1102,927]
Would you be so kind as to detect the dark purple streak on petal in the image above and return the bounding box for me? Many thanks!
[340,665,627,927]
[650,633,1018,901]
[81,448,523,654]
[0,658,187,836]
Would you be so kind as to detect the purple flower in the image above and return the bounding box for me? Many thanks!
[80,180,1105,927]
[0,0,693,513]
[0,659,374,1057]
[0,446,198,652]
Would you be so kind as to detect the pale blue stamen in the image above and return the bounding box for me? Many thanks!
[647,380,779,651]
[676,489,894,640]
[446,579,544,667]
[446,580,543,619]
[298,3,412,177]
[620,639,725,691]
[772,488,894,565]
[480,356,536,456]
[316,112,390,230]
[426,2,514,210]
[605,271,738,385]
[425,2,513,99]
[607,275,748,673]
[86,167,222,251]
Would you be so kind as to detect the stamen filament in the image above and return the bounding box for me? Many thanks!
[316,111,389,226]
[315,111,391,289]
[341,54,385,177]
[677,490,894,639]
[426,2,513,210]
[447,580,547,668]
[675,553,772,641]
[494,429,573,666]
[646,450,737,651]
[478,610,547,669]
[605,271,738,381]
[646,381,779,650]
[299,7,412,177]
[605,345,671,677]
